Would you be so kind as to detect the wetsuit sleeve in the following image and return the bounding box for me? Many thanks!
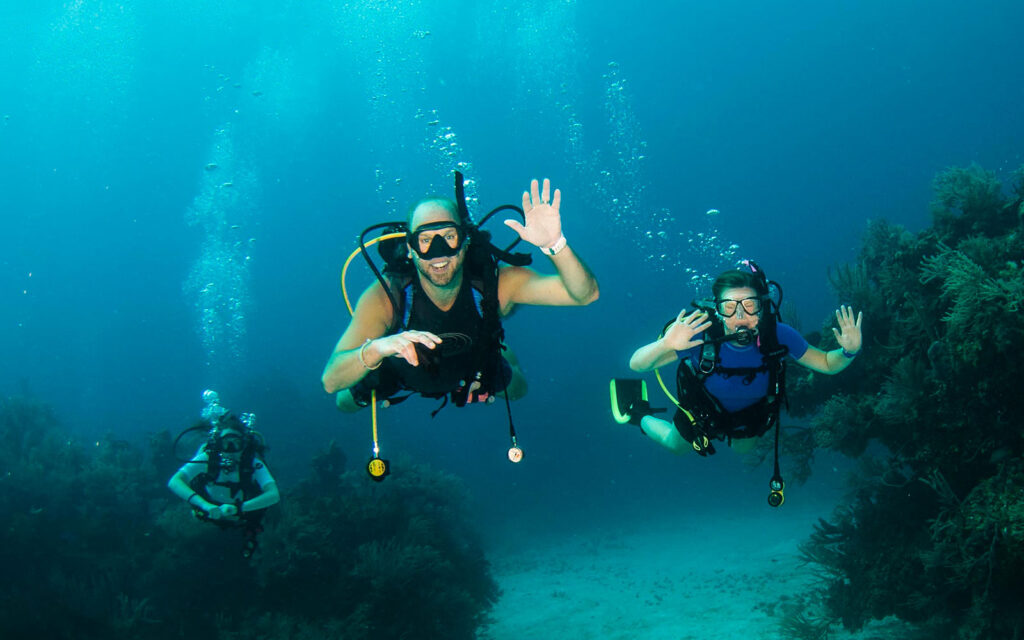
[777,323,809,359]
[251,457,275,489]
[176,448,209,482]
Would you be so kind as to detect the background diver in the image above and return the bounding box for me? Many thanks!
[321,177,599,414]
[616,263,862,502]
[168,391,280,557]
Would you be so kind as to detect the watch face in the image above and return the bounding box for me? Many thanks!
[507,447,524,463]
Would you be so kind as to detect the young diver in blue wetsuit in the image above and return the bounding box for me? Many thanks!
[616,263,862,505]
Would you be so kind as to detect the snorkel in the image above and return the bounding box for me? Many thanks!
[718,259,781,348]
[348,171,533,322]
[740,259,782,317]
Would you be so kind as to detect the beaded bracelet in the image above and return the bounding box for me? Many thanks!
[841,348,859,359]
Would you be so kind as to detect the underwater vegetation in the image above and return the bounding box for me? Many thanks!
[780,164,1024,640]
[0,398,496,640]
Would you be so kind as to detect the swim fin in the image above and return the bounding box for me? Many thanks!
[610,378,665,426]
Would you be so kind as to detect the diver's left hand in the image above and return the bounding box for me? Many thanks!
[832,305,863,353]
[505,178,563,251]
[206,504,238,520]
[218,504,239,519]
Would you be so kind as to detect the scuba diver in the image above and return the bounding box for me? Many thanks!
[321,174,599,473]
[167,390,280,557]
[612,262,863,506]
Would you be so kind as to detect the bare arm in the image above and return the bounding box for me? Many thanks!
[168,466,218,514]
[241,482,280,512]
[498,178,599,311]
[795,346,855,374]
[321,283,394,393]
[629,339,679,372]
[321,282,443,393]
[498,251,599,312]
[629,310,710,372]
[795,305,863,374]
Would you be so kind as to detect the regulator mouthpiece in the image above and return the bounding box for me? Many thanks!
[734,327,758,346]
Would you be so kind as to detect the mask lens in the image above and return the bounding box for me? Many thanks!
[740,297,761,315]
[221,435,243,453]
[410,223,463,259]
[716,297,761,317]
[716,300,738,317]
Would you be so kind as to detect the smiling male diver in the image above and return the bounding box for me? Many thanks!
[322,177,599,416]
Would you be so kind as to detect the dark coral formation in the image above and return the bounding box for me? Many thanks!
[255,455,498,639]
[782,164,1024,639]
[0,398,496,640]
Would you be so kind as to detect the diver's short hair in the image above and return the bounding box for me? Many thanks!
[711,269,768,300]
[406,197,461,228]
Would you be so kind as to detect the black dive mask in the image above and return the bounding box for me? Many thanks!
[219,433,245,453]
[409,222,467,260]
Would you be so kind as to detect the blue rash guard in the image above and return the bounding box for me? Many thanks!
[678,322,808,413]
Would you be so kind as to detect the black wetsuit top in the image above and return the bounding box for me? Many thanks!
[383,276,484,397]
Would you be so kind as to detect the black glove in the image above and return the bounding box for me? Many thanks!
[674,417,717,456]
[627,399,665,427]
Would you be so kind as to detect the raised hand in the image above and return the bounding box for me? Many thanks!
[504,178,563,250]
[832,305,863,353]
[662,309,712,351]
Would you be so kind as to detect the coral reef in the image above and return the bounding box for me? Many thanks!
[782,165,1024,639]
[0,399,496,639]
[253,456,498,640]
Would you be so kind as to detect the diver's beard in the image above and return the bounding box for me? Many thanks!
[416,256,462,288]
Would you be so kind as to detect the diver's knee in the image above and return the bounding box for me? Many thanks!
[640,416,692,456]
[505,367,528,401]
[730,436,759,454]
[335,390,363,413]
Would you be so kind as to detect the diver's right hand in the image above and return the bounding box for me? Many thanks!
[661,310,711,351]
[206,504,238,520]
[370,331,443,367]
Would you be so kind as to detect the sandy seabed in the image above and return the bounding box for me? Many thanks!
[480,502,909,640]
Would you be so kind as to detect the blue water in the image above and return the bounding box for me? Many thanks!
[2,0,1023,540]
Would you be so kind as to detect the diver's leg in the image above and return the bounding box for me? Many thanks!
[336,373,394,413]
[639,416,692,455]
[335,390,363,413]
[499,348,528,401]
[730,436,759,454]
